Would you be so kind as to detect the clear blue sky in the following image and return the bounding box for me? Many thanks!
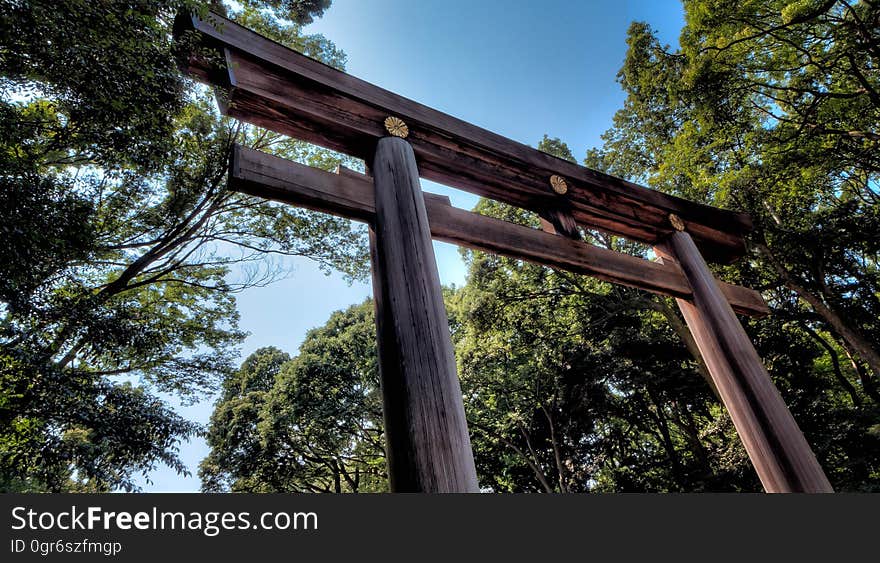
[136,0,685,492]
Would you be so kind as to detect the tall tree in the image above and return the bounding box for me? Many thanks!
[198,346,291,492]
[203,2,880,493]
[0,0,370,491]
[584,0,880,489]
[588,1,880,394]
[201,302,386,492]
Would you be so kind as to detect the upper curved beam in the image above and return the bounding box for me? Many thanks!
[174,11,753,263]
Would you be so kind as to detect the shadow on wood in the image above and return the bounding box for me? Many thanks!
[369,137,479,492]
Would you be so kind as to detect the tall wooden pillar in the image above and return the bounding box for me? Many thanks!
[369,135,479,492]
[662,224,832,492]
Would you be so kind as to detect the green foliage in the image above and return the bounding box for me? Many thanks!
[0,0,369,491]
[198,347,291,492]
[200,1,879,493]
[236,0,332,25]
[0,347,200,492]
[230,4,346,68]
[585,0,880,489]
[537,134,577,163]
[450,192,762,492]
[200,302,386,492]
[0,0,198,170]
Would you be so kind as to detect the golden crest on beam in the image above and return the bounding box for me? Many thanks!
[669,213,686,232]
[549,174,568,195]
[384,116,409,138]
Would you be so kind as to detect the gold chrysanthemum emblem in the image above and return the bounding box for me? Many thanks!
[669,213,685,231]
[549,174,568,195]
[384,116,409,138]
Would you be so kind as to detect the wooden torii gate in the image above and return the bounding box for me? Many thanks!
[174,12,833,493]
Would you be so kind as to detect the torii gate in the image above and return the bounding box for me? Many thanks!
[174,12,833,493]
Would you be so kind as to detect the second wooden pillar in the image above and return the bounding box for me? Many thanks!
[664,228,832,492]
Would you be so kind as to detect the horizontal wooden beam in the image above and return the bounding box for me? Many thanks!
[230,145,768,317]
[175,11,753,263]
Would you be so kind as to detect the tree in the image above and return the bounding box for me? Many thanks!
[198,347,291,492]
[0,0,370,491]
[235,0,332,24]
[584,0,880,489]
[202,2,880,493]
[588,1,880,394]
[201,301,386,492]
[448,199,753,492]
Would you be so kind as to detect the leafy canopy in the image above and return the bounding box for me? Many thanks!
[0,0,371,491]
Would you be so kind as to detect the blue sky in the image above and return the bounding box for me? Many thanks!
[137,0,685,492]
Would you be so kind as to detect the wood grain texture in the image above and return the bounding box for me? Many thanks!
[664,233,833,492]
[229,145,768,317]
[175,11,753,263]
[539,204,582,241]
[369,137,479,492]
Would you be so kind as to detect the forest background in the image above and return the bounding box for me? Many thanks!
[1,0,877,492]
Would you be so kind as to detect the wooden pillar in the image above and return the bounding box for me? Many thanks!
[662,226,832,492]
[369,136,479,492]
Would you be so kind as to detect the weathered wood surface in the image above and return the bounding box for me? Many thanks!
[369,137,479,492]
[539,206,582,240]
[229,145,768,317]
[662,234,833,492]
[175,11,753,263]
